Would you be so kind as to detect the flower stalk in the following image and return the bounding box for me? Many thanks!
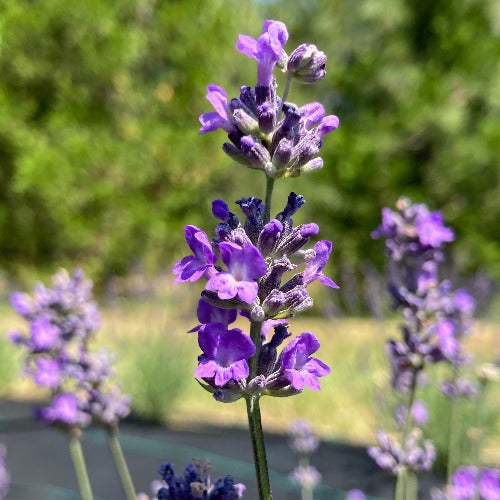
[178,19,339,499]
[246,394,272,499]
[264,176,275,225]
[395,370,418,500]
[107,426,136,500]
[68,430,94,500]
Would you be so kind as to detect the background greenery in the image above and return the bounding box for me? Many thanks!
[1,0,499,288]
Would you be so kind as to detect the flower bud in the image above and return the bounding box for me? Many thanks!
[297,157,324,176]
[271,138,293,170]
[229,98,260,135]
[257,219,283,257]
[222,142,253,167]
[287,43,327,83]
[240,135,271,170]
[213,388,244,403]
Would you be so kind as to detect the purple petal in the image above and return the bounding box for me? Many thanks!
[206,273,239,300]
[301,102,325,129]
[236,34,258,58]
[303,357,330,377]
[206,84,229,120]
[236,281,259,304]
[199,111,227,134]
[263,20,289,50]
[196,299,237,326]
[317,115,340,138]
[212,199,230,220]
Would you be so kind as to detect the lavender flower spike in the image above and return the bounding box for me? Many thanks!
[195,323,256,387]
[206,241,267,303]
[280,332,330,391]
[199,84,236,134]
[302,240,339,288]
[173,225,217,283]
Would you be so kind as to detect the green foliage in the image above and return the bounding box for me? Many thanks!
[0,336,17,392]
[0,0,499,282]
[116,332,192,423]
[419,378,498,473]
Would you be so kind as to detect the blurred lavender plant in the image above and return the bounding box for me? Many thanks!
[288,420,320,500]
[369,198,472,499]
[431,466,500,500]
[345,490,367,500]
[0,445,9,500]
[138,459,245,499]
[10,268,135,500]
[174,19,339,499]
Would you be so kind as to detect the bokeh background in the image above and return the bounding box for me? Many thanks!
[0,0,499,490]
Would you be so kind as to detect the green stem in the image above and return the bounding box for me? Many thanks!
[395,470,406,500]
[246,320,272,499]
[107,426,136,500]
[472,382,488,467]
[395,369,418,500]
[406,471,418,500]
[246,395,272,500]
[447,393,459,485]
[264,177,275,225]
[68,430,94,500]
[278,73,292,120]
[298,456,313,500]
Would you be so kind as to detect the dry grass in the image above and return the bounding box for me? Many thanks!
[1,291,499,462]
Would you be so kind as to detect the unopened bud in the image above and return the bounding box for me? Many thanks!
[287,43,327,83]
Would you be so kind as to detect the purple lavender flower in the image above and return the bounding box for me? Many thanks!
[29,316,60,351]
[237,20,288,86]
[155,459,245,499]
[441,378,479,399]
[450,466,478,500]
[0,445,9,499]
[415,211,455,248]
[11,268,130,429]
[288,419,319,454]
[206,241,267,303]
[10,291,34,317]
[198,20,338,180]
[33,358,62,388]
[346,490,367,500]
[368,429,435,475]
[394,400,428,428]
[173,225,217,283]
[195,324,256,387]
[189,299,238,332]
[302,240,339,288]
[280,332,330,391]
[38,392,90,427]
[199,84,236,134]
[479,468,500,500]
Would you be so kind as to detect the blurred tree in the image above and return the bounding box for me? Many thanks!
[0,0,498,288]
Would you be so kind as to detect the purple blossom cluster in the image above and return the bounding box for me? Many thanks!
[431,466,500,500]
[199,20,339,179]
[173,193,334,401]
[0,445,9,500]
[372,197,475,395]
[368,429,436,475]
[150,459,245,500]
[10,268,130,428]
